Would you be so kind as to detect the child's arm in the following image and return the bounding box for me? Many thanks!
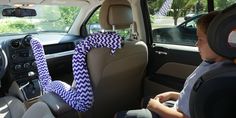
[154,91,180,103]
[147,98,188,118]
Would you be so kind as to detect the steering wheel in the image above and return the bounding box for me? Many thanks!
[0,47,7,83]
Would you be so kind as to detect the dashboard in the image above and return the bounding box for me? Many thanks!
[0,33,83,97]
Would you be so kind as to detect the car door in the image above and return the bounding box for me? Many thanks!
[143,0,204,96]
[146,43,202,93]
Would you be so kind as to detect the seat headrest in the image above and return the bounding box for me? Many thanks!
[99,0,133,30]
[207,4,236,59]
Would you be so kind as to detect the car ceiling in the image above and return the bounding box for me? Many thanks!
[0,0,102,6]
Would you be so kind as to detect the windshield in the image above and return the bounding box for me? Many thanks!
[0,5,80,36]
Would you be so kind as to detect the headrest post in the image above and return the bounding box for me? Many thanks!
[112,25,116,31]
[129,22,138,40]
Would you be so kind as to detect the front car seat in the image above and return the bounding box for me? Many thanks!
[0,96,26,118]
[80,0,148,117]
[190,4,236,118]
[0,95,54,118]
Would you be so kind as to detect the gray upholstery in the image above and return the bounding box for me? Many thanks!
[22,101,54,118]
[189,63,236,118]
[39,92,78,118]
[0,96,26,118]
[0,95,55,118]
[8,81,25,101]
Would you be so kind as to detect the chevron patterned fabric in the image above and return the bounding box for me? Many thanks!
[30,32,122,111]
[156,0,173,17]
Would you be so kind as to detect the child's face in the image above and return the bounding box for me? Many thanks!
[196,28,222,62]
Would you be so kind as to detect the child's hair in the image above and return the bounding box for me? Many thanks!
[196,11,220,34]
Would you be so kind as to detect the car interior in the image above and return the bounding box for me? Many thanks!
[0,0,235,118]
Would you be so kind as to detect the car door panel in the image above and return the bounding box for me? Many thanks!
[147,44,202,92]
[154,62,197,90]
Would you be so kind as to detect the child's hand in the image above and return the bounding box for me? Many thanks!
[147,98,162,111]
[154,92,172,103]
[147,98,187,118]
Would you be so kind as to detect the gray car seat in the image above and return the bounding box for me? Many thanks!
[189,4,236,118]
[0,95,54,118]
[0,96,26,118]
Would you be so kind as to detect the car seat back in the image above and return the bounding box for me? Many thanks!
[80,0,148,117]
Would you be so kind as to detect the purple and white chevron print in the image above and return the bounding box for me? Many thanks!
[156,0,173,17]
[30,32,122,111]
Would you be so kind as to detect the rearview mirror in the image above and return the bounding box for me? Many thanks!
[2,8,36,17]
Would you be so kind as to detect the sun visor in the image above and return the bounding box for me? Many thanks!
[207,4,236,59]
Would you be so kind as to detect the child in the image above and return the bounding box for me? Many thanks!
[116,11,230,118]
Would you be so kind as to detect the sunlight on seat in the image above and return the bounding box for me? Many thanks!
[7,100,13,105]
[0,104,9,117]
[56,104,60,109]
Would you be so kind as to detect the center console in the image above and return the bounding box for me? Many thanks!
[7,35,42,101]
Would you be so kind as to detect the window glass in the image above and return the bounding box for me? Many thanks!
[0,5,80,36]
[87,9,100,34]
[149,0,236,46]
[214,0,236,10]
[86,8,130,40]
[185,20,197,28]
[148,0,207,46]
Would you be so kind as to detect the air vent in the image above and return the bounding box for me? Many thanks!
[10,39,21,49]
[22,35,32,47]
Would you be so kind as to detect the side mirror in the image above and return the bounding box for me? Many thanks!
[2,7,36,17]
[88,23,101,34]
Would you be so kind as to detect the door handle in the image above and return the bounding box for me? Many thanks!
[155,51,168,55]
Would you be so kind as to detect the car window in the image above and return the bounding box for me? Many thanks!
[0,5,80,36]
[181,15,202,28]
[185,20,196,28]
[149,0,236,46]
[214,0,236,10]
[86,9,100,34]
[148,0,207,46]
[86,8,130,40]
